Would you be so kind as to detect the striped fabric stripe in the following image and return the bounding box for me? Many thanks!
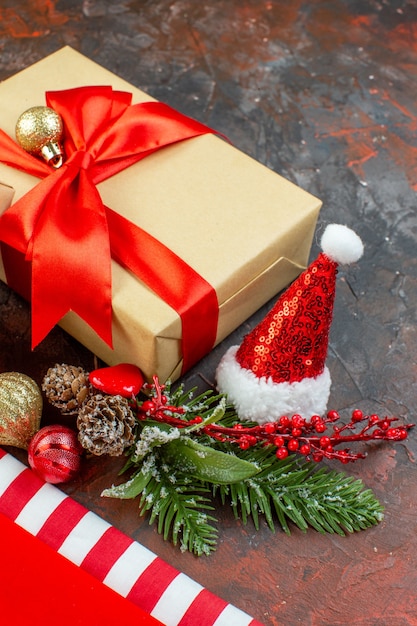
[0,450,263,626]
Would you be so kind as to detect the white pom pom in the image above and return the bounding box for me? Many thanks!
[320,224,364,265]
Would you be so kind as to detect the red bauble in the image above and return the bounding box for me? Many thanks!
[28,425,83,484]
[89,363,144,398]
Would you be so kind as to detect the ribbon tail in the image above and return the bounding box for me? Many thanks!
[106,206,219,374]
[0,128,50,178]
[30,170,113,349]
[30,258,113,351]
[0,171,65,254]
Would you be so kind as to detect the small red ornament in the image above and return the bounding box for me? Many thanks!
[28,425,83,484]
[89,363,144,398]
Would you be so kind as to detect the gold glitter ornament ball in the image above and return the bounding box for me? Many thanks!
[15,105,64,168]
[0,372,43,449]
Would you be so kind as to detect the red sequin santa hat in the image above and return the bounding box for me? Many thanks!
[216,224,364,424]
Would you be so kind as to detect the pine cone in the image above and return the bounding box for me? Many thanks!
[77,394,136,456]
[42,363,92,415]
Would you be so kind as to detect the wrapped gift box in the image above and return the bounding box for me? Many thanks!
[0,47,321,382]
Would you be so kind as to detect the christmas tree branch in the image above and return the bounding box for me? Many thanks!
[41,364,414,556]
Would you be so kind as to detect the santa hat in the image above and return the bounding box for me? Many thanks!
[216,224,364,424]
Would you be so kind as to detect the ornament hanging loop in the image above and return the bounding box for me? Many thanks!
[40,138,63,168]
[15,105,64,168]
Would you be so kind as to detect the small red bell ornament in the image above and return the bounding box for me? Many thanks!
[216,224,364,424]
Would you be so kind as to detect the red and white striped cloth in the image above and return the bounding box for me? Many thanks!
[0,449,264,626]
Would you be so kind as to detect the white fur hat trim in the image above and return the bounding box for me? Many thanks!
[216,345,331,424]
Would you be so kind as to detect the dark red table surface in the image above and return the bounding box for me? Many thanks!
[1,1,417,625]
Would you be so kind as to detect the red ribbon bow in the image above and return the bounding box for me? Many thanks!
[0,86,219,374]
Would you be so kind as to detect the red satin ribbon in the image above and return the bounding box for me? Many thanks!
[0,86,219,374]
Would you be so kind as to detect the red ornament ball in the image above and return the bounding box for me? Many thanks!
[28,425,83,484]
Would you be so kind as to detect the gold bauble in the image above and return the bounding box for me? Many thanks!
[0,372,43,449]
[15,106,64,168]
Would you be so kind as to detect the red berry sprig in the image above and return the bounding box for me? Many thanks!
[131,376,413,465]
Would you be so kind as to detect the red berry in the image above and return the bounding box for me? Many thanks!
[141,400,156,414]
[287,438,299,452]
[239,438,250,450]
[319,436,331,449]
[380,420,390,431]
[327,410,339,421]
[276,446,289,459]
[291,414,305,428]
[315,421,326,433]
[273,435,285,447]
[279,416,290,428]
[264,422,276,434]
[292,427,303,437]
[369,414,380,424]
[351,409,363,422]
[386,427,408,440]
[338,451,351,464]
[300,443,311,455]
[398,428,409,440]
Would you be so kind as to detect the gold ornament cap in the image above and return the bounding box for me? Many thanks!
[15,106,64,168]
[0,372,43,449]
